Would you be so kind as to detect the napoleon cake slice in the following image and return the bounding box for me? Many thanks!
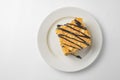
[56,17,92,59]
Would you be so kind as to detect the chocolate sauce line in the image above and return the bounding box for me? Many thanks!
[58,35,83,49]
[74,19,87,30]
[62,43,80,50]
[71,54,82,59]
[67,23,87,30]
[57,28,89,46]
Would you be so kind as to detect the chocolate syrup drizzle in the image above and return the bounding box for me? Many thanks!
[57,27,90,46]
[74,19,87,30]
[62,43,80,50]
[56,19,91,59]
[58,35,83,49]
[64,24,90,38]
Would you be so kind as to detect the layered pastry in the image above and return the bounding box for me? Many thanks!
[56,17,92,59]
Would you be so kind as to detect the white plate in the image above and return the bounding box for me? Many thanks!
[38,7,103,72]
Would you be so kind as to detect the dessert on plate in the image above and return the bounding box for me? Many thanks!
[56,17,92,59]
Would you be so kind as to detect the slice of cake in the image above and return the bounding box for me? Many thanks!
[56,17,92,59]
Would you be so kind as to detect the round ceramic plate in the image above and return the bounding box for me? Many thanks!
[38,7,103,72]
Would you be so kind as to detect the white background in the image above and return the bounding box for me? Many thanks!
[0,0,120,80]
